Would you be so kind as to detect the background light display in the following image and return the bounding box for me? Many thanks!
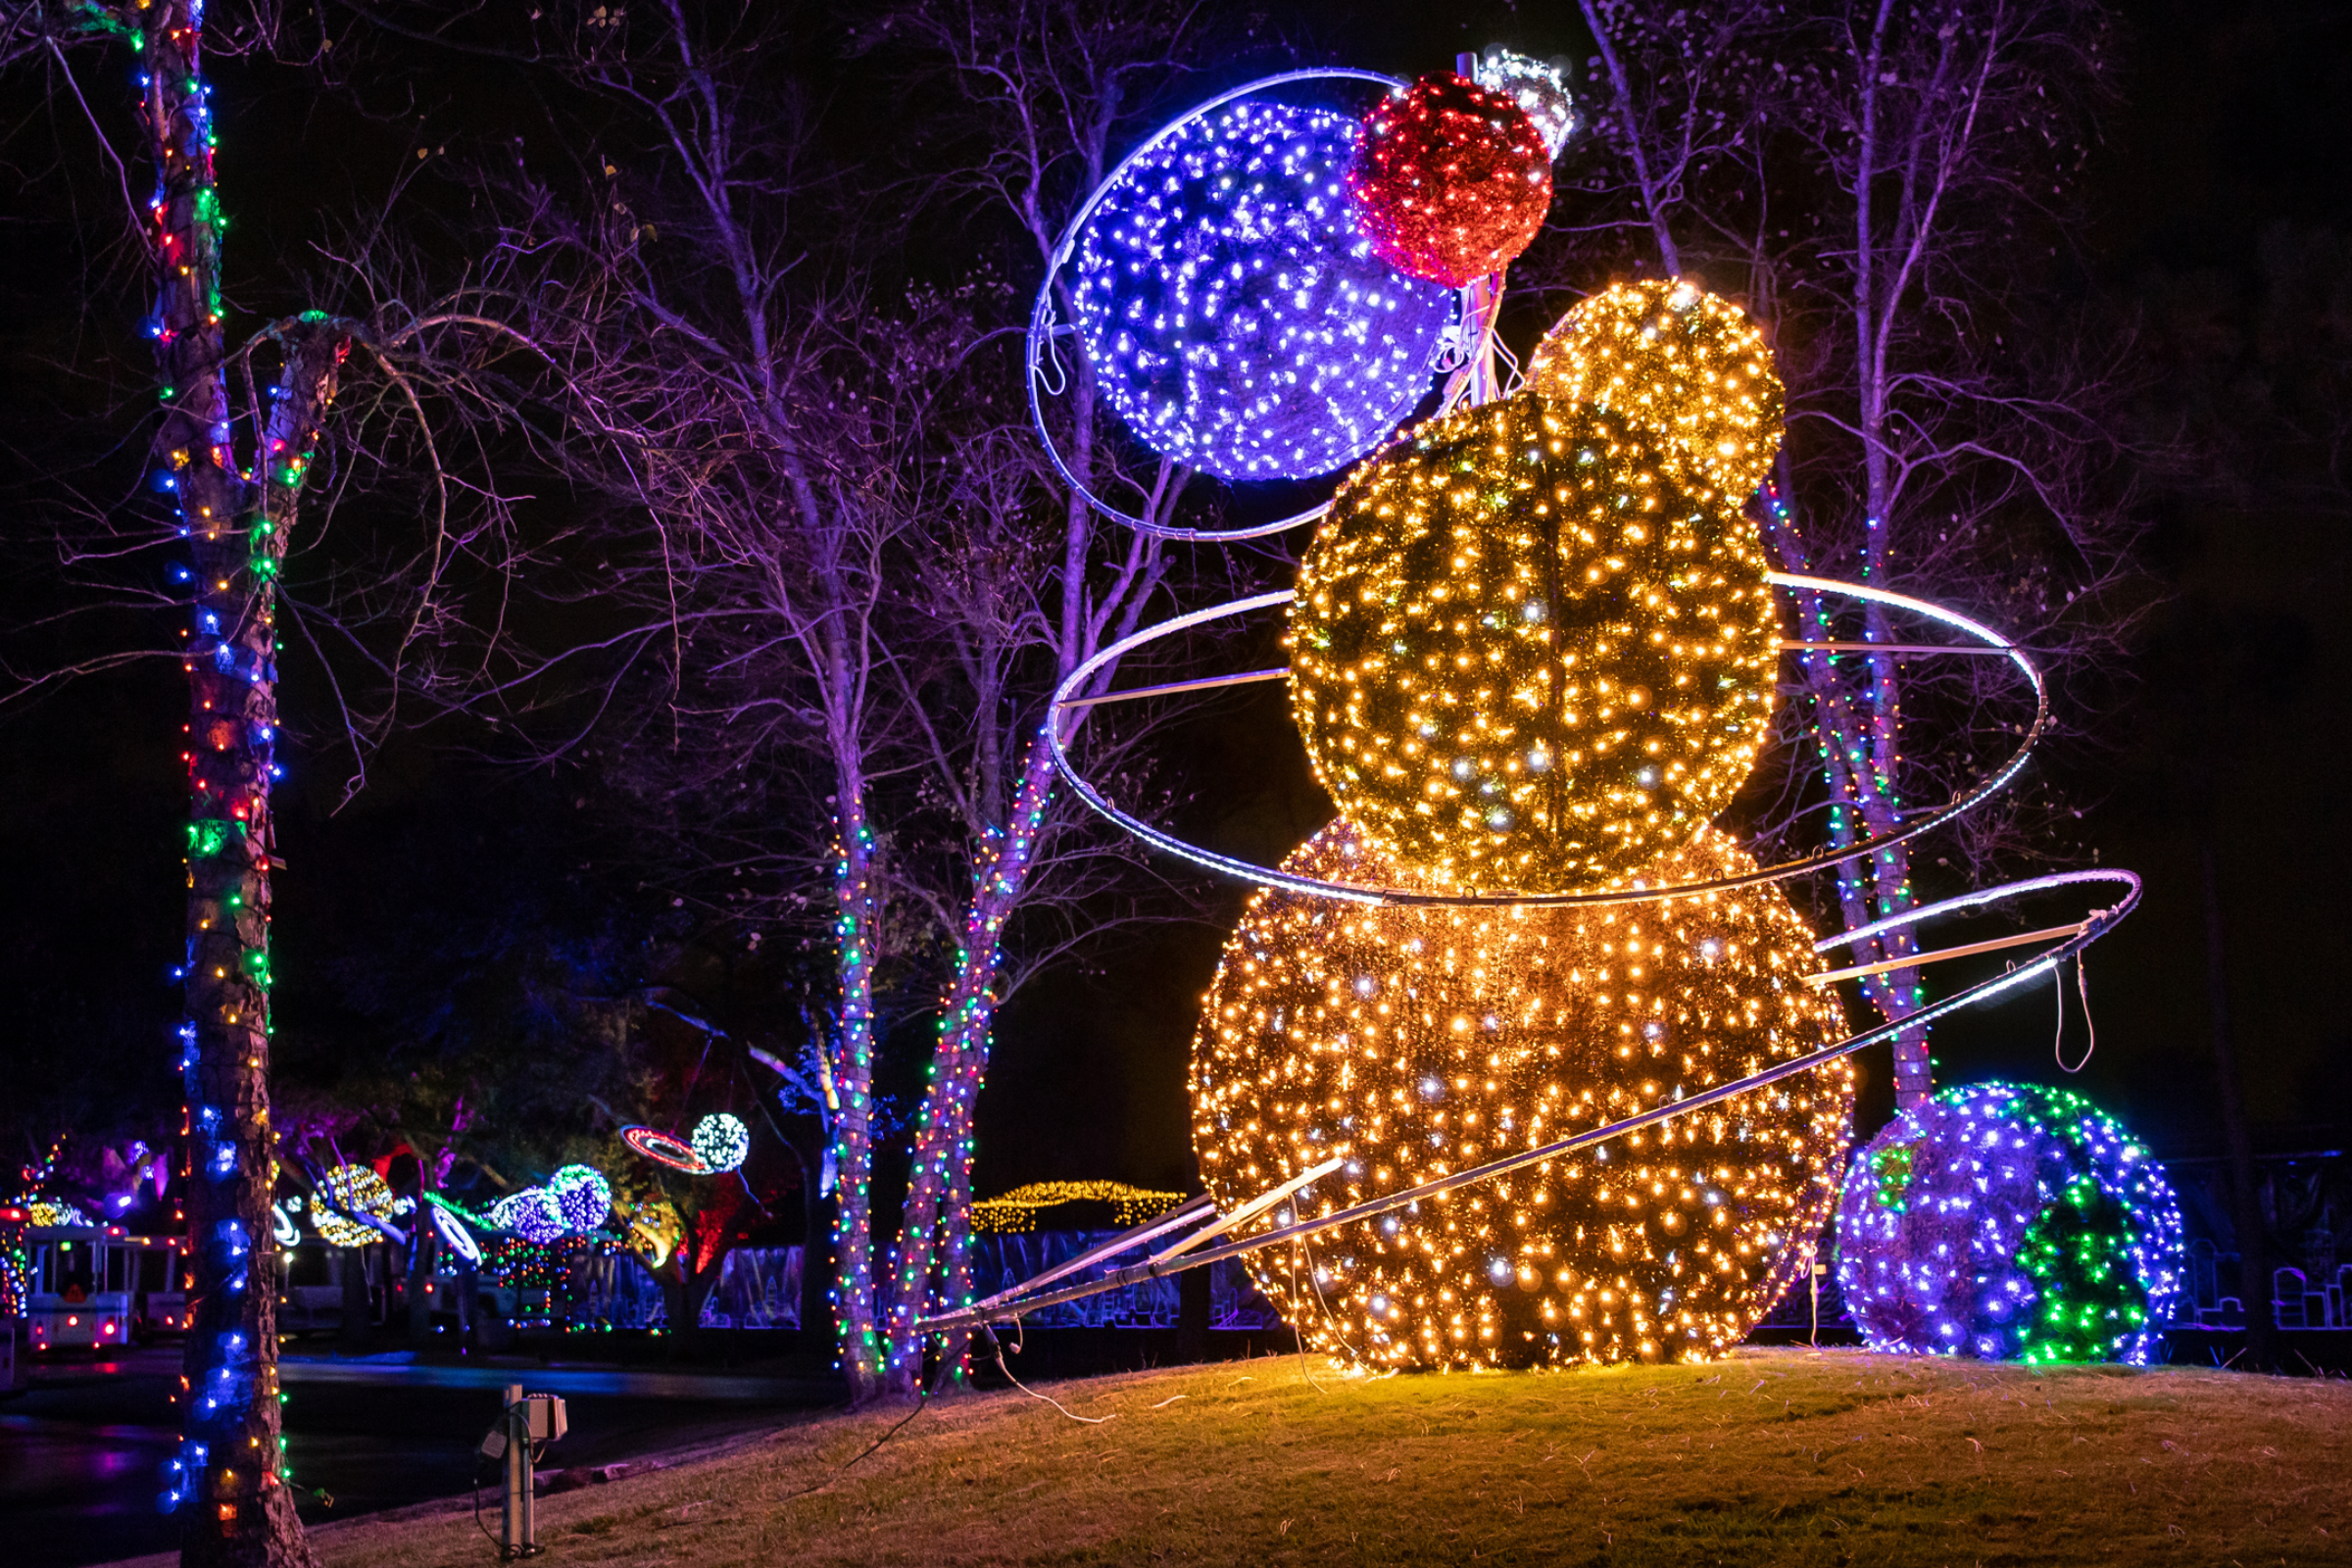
[1191,823,1854,1368]
[1526,279,1786,507]
[621,1124,714,1175]
[969,1181,1191,1235]
[1349,72,1552,289]
[1068,95,1456,483]
[311,1164,395,1249]
[489,1186,567,1247]
[690,1113,751,1174]
[1288,391,1780,893]
[1837,1081,2183,1364]
[548,1164,613,1235]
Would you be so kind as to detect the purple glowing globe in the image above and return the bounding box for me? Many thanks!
[1835,1081,2183,1364]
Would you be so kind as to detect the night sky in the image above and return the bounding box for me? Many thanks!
[2,0,2348,1208]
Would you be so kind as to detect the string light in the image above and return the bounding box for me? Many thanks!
[1836,1081,2183,1364]
[1348,73,1551,289]
[0,1206,27,1317]
[1068,96,1456,482]
[689,1113,751,1174]
[1473,49,1578,159]
[969,1182,1191,1236]
[1525,279,1785,507]
[1191,823,1854,1368]
[1288,390,1779,893]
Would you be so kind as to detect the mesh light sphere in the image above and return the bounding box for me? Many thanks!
[1348,73,1552,288]
[1288,392,1780,894]
[691,1113,751,1174]
[1067,97,1457,482]
[489,1186,567,1247]
[1190,823,1855,1368]
[312,1164,395,1249]
[1525,279,1786,506]
[548,1164,613,1235]
[1836,1082,2184,1364]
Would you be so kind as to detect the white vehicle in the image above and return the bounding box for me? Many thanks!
[24,1225,184,1350]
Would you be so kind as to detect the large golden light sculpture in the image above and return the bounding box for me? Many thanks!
[1288,392,1779,893]
[1525,278,1786,506]
[1191,823,1853,1368]
[1195,827,1853,1363]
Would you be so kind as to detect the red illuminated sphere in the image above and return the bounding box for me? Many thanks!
[1349,73,1552,288]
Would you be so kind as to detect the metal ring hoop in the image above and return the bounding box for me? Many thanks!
[1045,571,2050,906]
[620,1124,713,1176]
[1026,68,1474,542]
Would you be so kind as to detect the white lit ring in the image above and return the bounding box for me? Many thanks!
[1045,572,2049,907]
[428,1200,482,1267]
[1028,69,1475,540]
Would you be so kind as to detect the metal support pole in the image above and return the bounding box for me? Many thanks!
[501,1382,537,1558]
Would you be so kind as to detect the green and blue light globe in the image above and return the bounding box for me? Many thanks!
[1836,1081,2183,1364]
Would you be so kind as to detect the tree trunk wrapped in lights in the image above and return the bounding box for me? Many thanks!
[143,5,340,1563]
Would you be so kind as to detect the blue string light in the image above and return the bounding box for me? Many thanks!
[1068,97,1455,482]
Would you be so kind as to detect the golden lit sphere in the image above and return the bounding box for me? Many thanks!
[1525,278,1785,505]
[1288,392,1779,894]
[1189,823,1855,1370]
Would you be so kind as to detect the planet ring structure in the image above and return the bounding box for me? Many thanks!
[620,1124,715,1176]
[1028,68,1474,541]
[1047,572,2046,907]
[913,862,2141,1336]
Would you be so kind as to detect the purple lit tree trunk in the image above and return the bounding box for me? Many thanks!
[142,5,339,1563]
[878,1,1212,1392]
[1567,0,2129,1110]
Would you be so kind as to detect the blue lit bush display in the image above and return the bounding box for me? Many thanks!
[1067,96,1456,482]
[1836,1081,2183,1363]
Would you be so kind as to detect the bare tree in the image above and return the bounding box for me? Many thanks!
[458,1,969,1403]
[869,0,1249,1393]
[1556,0,2145,1109]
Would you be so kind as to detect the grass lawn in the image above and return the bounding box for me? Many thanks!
[310,1347,2352,1566]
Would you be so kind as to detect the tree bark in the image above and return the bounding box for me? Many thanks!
[2200,837,2275,1369]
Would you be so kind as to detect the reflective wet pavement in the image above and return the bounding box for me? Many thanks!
[0,1347,842,1567]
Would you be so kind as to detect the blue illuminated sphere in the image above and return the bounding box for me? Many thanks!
[490,1187,566,1247]
[1836,1082,2183,1364]
[549,1164,613,1235]
[1068,97,1456,482]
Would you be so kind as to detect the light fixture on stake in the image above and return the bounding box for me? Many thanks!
[478,1383,565,1559]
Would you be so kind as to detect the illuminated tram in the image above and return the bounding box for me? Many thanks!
[24,1224,186,1349]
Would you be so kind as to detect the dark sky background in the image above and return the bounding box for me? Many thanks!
[2,0,2348,1208]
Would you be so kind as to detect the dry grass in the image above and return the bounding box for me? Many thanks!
[311,1347,2352,1566]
